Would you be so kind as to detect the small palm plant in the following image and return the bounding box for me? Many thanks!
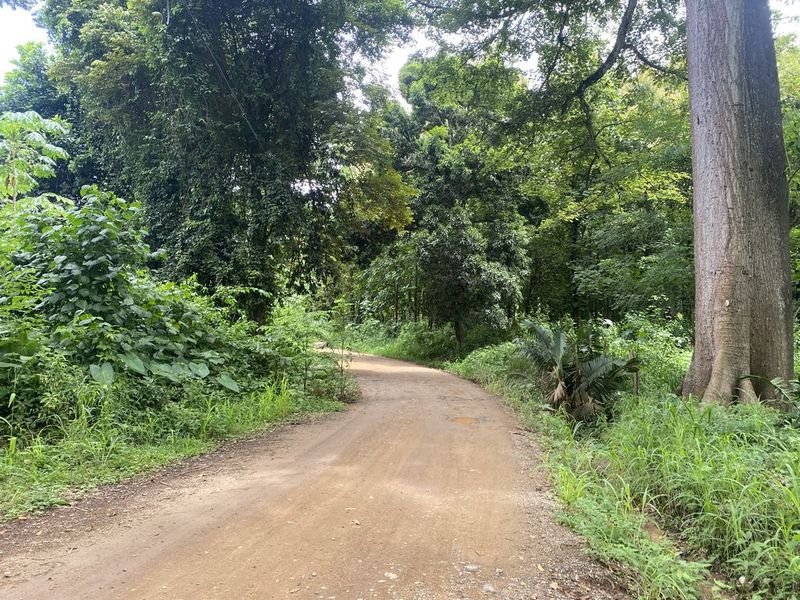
[515,323,639,420]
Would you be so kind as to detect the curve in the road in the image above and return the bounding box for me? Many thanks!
[0,353,627,600]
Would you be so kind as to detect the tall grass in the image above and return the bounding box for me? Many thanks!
[604,396,800,599]
[0,378,344,520]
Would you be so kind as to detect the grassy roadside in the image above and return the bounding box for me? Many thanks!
[357,334,800,600]
[0,383,345,520]
[447,344,714,599]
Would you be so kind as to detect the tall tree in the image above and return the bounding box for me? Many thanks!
[33,0,412,320]
[681,0,793,402]
[0,43,65,116]
[422,0,793,402]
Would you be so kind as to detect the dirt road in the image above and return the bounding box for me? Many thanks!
[0,354,627,600]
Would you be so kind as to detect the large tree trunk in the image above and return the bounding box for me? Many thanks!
[682,0,793,403]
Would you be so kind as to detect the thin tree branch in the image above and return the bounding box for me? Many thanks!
[625,43,686,79]
[565,0,639,112]
[410,0,447,12]
[578,92,612,168]
[537,7,571,92]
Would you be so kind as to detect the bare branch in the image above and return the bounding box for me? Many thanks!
[570,0,639,103]
[625,43,686,79]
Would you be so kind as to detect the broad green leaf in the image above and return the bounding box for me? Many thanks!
[118,352,147,375]
[189,361,210,378]
[148,362,182,383]
[215,373,240,393]
[89,362,115,385]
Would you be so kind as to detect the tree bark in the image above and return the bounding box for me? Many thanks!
[454,318,465,356]
[683,0,793,403]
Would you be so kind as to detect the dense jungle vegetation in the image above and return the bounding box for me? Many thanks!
[1,0,799,597]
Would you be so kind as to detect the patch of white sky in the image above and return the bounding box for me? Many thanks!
[0,4,48,77]
[1,1,800,100]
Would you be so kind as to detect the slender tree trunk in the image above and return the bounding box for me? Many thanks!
[683,0,793,403]
[569,219,581,320]
[454,318,465,356]
[413,263,420,322]
[393,282,399,328]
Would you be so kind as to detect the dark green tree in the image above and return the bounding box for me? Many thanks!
[34,0,412,320]
[417,209,515,353]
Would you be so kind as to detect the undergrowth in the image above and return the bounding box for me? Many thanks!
[0,376,346,520]
[0,144,352,519]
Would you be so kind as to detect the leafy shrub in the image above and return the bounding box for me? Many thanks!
[463,322,517,354]
[349,318,514,364]
[362,321,457,363]
[394,322,457,360]
[515,322,639,420]
[349,318,394,349]
[449,341,519,386]
[0,111,68,201]
[589,313,692,394]
[0,114,346,438]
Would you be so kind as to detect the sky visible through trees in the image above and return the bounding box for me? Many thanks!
[3,5,798,84]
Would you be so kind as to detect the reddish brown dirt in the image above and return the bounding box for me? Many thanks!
[0,354,629,599]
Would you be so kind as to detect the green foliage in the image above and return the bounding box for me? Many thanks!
[449,341,528,391]
[0,187,281,429]
[0,1,33,8]
[0,111,68,202]
[30,0,413,318]
[0,119,352,518]
[573,210,694,316]
[15,187,148,325]
[0,5,798,595]
[0,375,343,519]
[417,209,516,351]
[327,298,360,402]
[377,322,457,364]
[450,334,711,599]
[590,314,692,394]
[515,322,639,420]
[602,396,800,599]
[351,44,699,337]
[0,197,341,425]
[0,43,66,118]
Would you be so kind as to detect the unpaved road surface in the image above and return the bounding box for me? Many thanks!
[0,354,628,600]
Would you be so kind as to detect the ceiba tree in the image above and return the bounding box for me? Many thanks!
[425,0,793,403]
[682,0,792,402]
